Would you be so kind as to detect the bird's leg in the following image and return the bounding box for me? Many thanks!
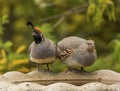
[36,64,40,71]
[65,67,74,72]
[80,67,87,72]
[68,67,73,71]
[46,64,50,71]
[29,59,33,64]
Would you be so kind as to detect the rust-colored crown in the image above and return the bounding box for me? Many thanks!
[34,27,42,33]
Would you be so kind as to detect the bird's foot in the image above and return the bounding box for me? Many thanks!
[36,64,42,71]
[80,67,90,73]
[66,67,90,74]
[65,67,76,73]
[37,68,41,71]
[46,64,50,71]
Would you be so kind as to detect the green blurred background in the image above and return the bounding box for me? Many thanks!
[0,0,120,74]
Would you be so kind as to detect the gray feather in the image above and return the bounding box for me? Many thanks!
[57,36,97,68]
[72,47,97,66]
[57,36,86,51]
[30,38,57,59]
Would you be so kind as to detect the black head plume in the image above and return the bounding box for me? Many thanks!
[26,21,34,29]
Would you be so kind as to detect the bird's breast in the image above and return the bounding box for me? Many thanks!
[30,57,55,64]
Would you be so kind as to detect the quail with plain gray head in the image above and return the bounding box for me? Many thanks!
[27,21,57,71]
[57,36,97,72]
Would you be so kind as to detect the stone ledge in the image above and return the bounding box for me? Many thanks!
[0,69,120,85]
[0,81,120,91]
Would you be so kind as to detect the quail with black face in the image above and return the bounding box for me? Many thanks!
[27,21,57,71]
[57,36,97,72]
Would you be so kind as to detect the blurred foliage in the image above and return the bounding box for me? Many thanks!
[0,16,33,73]
[0,0,120,73]
[87,0,116,26]
[40,23,58,43]
[0,15,9,35]
[86,34,120,72]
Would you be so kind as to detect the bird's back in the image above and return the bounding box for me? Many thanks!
[57,36,86,51]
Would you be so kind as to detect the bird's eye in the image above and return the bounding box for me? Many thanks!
[87,43,91,45]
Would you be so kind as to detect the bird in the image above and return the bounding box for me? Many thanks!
[26,21,57,71]
[57,36,97,72]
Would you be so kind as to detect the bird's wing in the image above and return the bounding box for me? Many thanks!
[57,36,86,51]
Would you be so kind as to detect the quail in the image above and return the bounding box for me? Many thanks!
[57,36,97,72]
[27,21,57,71]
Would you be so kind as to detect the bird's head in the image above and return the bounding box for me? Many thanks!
[86,39,95,52]
[26,21,43,44]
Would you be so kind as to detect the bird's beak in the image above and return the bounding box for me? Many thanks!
[32,32,36,36]
[92,45,95,49]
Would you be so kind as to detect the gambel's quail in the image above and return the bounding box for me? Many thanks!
[27,21,57,71]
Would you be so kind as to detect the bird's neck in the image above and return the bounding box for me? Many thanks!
[34,38,42,44]
[87,47,94,52]
[33,35,44,44]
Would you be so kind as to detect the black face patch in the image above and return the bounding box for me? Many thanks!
[33,30,42,44]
